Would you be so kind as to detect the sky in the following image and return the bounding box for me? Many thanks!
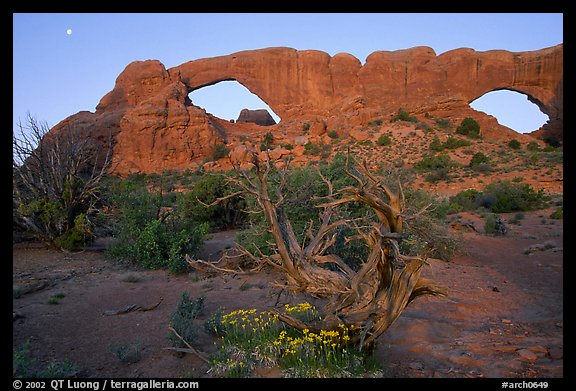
[13,13,563,136]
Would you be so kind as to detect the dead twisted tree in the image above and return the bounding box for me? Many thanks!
[187,151,446,350]
[13,113,113,245]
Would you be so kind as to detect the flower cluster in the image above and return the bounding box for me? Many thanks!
[209,302,373,377]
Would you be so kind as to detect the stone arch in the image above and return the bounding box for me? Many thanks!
[187,79,281,124]
[469,88,550,133]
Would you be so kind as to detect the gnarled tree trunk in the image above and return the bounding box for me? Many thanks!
[187,151,446,349]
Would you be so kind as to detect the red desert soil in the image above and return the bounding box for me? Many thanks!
[12,210,563,378]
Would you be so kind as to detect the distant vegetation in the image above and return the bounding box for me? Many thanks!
[104,174,208,274]
[456,117,481,138]
[448,180,549,214]
[391,108,418,123]
[13,113,561,273]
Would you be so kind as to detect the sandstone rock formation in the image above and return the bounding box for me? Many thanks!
[49,44,563,175]
[236,109,276,126]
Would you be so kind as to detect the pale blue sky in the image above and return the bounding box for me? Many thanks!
[13,13,563,134]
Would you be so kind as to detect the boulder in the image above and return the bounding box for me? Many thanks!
[236,109,276,126]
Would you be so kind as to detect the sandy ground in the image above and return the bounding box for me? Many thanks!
[12,210,563,379]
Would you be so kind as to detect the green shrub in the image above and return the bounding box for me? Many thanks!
[327,130,339,139]
[54,213,92,251]
[111,342,142,364]
[368,119,383,127]
[169,293,205,348]
[304,142,331,157]
[456,117,481,138]
[508,139,521,150]
[13,340,77,378]
[391,108,418,123]
[414,153,457,171]
[204,307,226,336]
[212,144,230,160]
[302,122,311,132]
[179,173,246,229]
[482,180,548,213]
[469,152,490,169]
[549,206,563,219]
[442,136,471,150]
[414,153,458,183]
[526,141,541,152]
[106,175,208,273]
[448,189,482,213]
[484,214,507,236]
[429,136,443,151]
[434,118,451,130]
[376,134,392,146]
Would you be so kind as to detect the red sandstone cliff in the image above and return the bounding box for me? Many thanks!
[49,44,563,175]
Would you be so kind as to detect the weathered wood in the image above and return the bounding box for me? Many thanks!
[190,153,446,346]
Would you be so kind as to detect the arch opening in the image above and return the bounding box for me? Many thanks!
[470,90,549,134]
[188,80,281,125]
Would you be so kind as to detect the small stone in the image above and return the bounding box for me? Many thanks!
[502,319,512,324]
[517,348,538,361]
[548,346,563,360]
[409,362,424,371]
[492,286,500,292]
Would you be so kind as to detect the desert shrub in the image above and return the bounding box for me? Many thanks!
[13,340,77,378]
[429,136,443,152]
[456,117,481,138]
[509,212,525,225]
[482,180,548,213]
[391,108,418,123]
[484,214,507,236]
[179,173,246,229]
[414,153,458,181]
[212,144,230,160]
[302,122,311,132]
[443,136,471,150]
[449,182,548,213]
[469,152,490,169]
[106,175,208,273]
[448,189,482,212]
[111,342,142,364]
[368,119,383,127]
[376,134,392,146]
[526,141,541,152]
[53,213,93,251]
[434,118,451,130]
[204,307,226,336]
[327,130,339,139]
[304,142,331,157]
[508,139,521,150]
[416,121,432,131]
[169,293,205,348]
[549,206,563,219]
[414,153,457,171]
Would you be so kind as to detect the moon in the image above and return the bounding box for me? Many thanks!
[66,28,72,36]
